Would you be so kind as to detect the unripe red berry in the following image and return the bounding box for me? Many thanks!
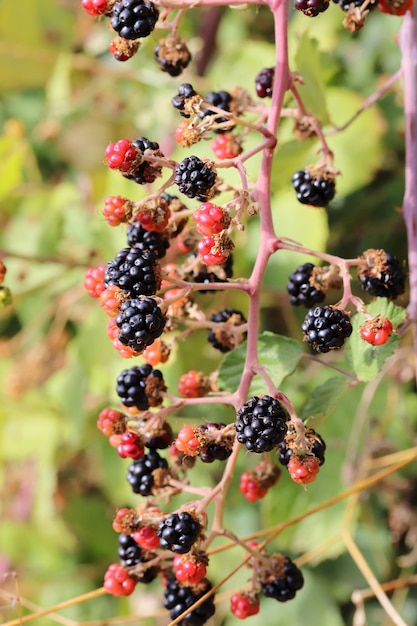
[193,203,228,237]
[132,526,161,550]
[117,431,145,459]
[82,0,110,16]
[197,236,228,265]
[211,134,241,160]
[104,139,139,172]
[178,370,211,398]
[173,553,208,585]
[287,456,320,485]
[0,260,7,284]
[230,592,260,619]
[84,265,106,298]
[104,563,137,596]
[176,425,201,456]
[97,407,126,437]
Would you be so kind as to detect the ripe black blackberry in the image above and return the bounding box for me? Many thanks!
[186,253,233,293]
[198,422,233,463]
[333,0,377,10]
[292,168,335,207]
[278,424,326,466]
[126,449,168,496]
[255,67,275,98]
[118,534,158,583]
[172,83,198,118]
[154,35,191,77]
[127,223,170,258]
[259,555,304,602]
[158,511,201,554]
[123,137,163,185]
[174,156,217,202]
[115,296,166,352]
[293,0,330,15]
[207,308,247,353]
[164,577,215,626]
[111,0,159,40]
[357,249,406,300]
[199,90,234,133]
[302,305,352,353]
[104,247,160,297]
[235,395,288,453]
[116,363,166,410]
[287,262,326,307]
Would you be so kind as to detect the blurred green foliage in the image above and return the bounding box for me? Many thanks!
[0,2,415,626]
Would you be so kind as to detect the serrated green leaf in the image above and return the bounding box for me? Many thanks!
[217,331,302,394]
[345,299,406,382]
[294,33,330,125]
[301,377,350,429]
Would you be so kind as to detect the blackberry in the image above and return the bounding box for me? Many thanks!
[164,577,215,626]
[116,363,166,410]
[278,424,326,466]
[118,534,158,583]
[158,511,201,554]
[333,0,377,10]
[302,305,352,353]
[126,449,168,496]
[104,247,160,297]
[115,296,166,352]
[293,0,330,15]
[199,90,234,134]
[255,67,275,98]
[111,0,159,40]
[287,262,326,307]
[357,249,406,300]
[174,156,217,202]
[292,168,335,207]
[154,35,191,77]
[186,253,233,293]
[127,222,170,258]
[123,137,163,185]
[172,83,198,118]
[235,395,288,453]
[198,422,233,463]
[259,555,304,602]
[207,308,247,353]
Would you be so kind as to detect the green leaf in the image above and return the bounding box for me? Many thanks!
[345,299,407,382]
[217,331,302,394]
[301,377,350,429]
[294,32,330,125]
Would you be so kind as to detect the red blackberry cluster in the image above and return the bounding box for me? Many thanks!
[104,247,161,297]
[115,296,166,352]
[111,0,159,40]
[127,449,169,495]
[302,305,352,352]
[357,249,406,300]
[174,156,217,202]
[158,511,201,553]
[164,577,215,626]
[287,262,326,307]
[115,363,166,410]
[292,168,336,207]
[235,395,288,453]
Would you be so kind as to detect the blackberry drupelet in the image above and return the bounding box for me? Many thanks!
[357,249,406,300]
[259,555,304,602]
[207,308,247,353]
[126,449,168,496]
[158,511,201,554]
[111,0,159,40]
[292,168,335,207]
[293,0,330,15]
[174,156,217,202]
[235,395,288,453]
[164,577,215,626]
[287,262,326,307]
[199,90,234,133]
[172,83,198,118]
[302,305,352,353]
[116,363,165,409]
[123,137,163,185]
[118,534,158,583]
[127,222,170,258]
[255,67,275,98]
[104,247,160,297]
[115,296,166,352]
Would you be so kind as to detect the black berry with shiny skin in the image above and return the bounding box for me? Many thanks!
[127,223,170,258]
[164,577,215,626]
[115,363,164,409]
[158,511,201,554]
[302,305,352,353]
[118,534,158,583]
[287,262,325,307]
[105,247,160,297]
[174,156,217,202]
[111,0,159,40]
[126,449,168,496]
[260,556,304,602]
[235,395,288,453]
[116,296,166,352]
[292,169,335,207]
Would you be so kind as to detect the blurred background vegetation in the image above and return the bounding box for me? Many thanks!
[0,1,416,625]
